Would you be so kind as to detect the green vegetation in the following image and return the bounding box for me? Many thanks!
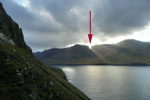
[0,2,90,100]
[35,40,150,65]
[0,43,90,100]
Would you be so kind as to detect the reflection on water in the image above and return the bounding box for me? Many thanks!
[62,67,75,72]
[55,65,150,100]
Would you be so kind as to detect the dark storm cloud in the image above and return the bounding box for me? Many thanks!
[1,0,150,51]
[94,0,150,36]
[1,0,63,33]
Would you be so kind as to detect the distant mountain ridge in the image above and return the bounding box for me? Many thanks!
[34,39,150,65]
[35,44,98,65]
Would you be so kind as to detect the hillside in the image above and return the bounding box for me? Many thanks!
[35,44,98,64]
[0,2,90,100]
[34,39,150,65]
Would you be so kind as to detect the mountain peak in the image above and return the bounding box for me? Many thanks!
[117,39,143,46]
[119,39,141,42]
[0,2,6,13]
[72,44,89,48]
[0,2,32,53]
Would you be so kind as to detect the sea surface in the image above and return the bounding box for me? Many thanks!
[55,65,150,100]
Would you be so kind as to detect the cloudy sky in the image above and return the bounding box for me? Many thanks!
[1,0,150,51]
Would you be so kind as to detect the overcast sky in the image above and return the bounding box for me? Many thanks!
[1,0,150,51]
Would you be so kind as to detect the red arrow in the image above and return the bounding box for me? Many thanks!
[88,10,93,44]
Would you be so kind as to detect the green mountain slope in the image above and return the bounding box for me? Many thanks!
[0,2,90,100]
[35,45,98,65]
[35,40,150,65]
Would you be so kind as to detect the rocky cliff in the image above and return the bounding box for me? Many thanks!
[0,2,90,100]
[0,2,32,53]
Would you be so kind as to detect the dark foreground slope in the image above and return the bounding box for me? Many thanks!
[35,40,150,65]
[0,2,89,100]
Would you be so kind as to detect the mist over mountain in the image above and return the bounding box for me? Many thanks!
[34,39,150,65]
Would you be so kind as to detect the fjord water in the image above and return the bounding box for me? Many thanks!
[56,65,150,100]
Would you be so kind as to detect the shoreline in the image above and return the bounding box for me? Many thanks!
[50,63,150,66]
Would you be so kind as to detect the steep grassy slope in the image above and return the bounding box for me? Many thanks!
[0,2,90,100]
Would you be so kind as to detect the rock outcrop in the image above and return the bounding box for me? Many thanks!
[0,2,90,100]
[0,2,32,53]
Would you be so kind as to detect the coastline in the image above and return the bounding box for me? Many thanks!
[50,63,150,66]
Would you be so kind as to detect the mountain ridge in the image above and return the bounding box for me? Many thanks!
[34,39,150,65]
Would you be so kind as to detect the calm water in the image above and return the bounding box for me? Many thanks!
[55,65,150,100]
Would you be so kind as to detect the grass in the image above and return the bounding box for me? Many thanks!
[0,42,90,100]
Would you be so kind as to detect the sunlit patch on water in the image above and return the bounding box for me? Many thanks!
[62,67,75,72]
[56,65,150,100]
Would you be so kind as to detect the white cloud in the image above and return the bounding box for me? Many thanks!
[16,0,30,7]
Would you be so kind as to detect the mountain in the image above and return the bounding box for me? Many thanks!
[34,39,150,65]
[35,44,98,65]
[0,2,90,100]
